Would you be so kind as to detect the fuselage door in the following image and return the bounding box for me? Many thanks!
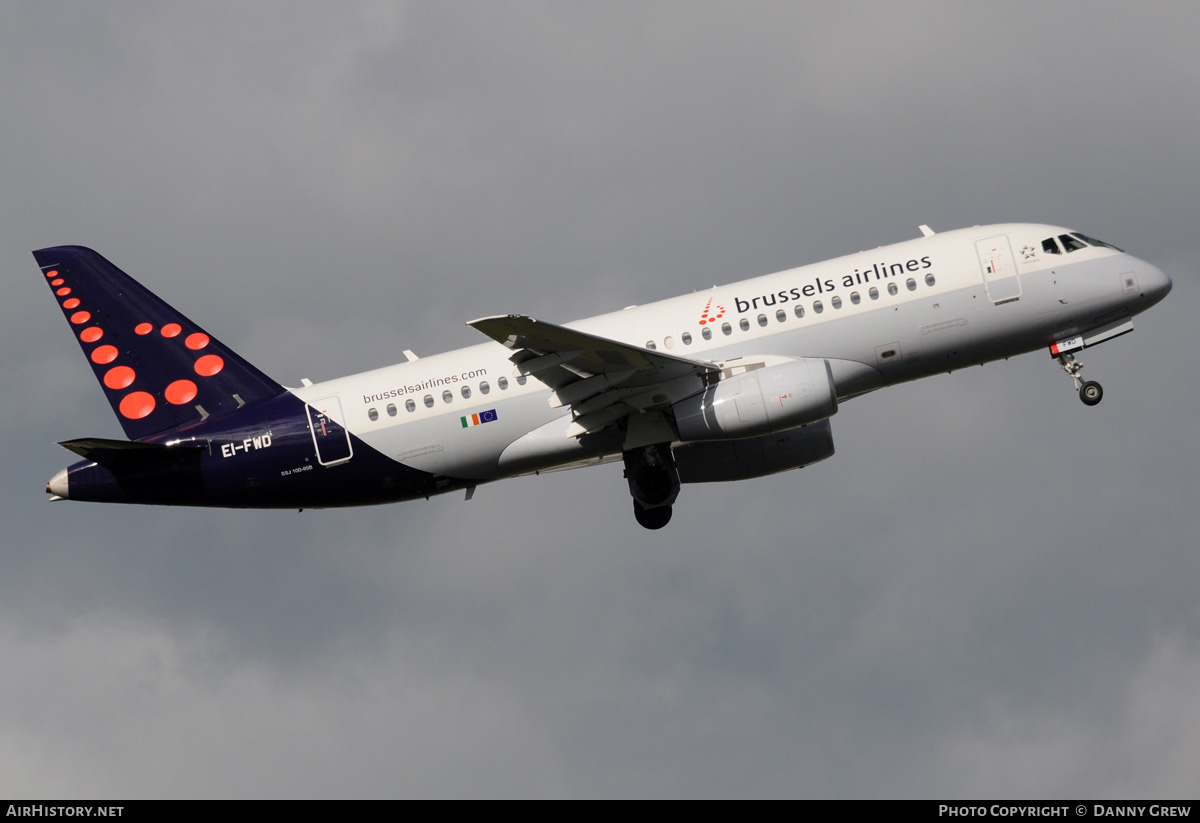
[307,396,353,466]
[976,235,1021,303]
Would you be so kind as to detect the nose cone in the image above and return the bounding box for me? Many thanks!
[1141,261,1173,307]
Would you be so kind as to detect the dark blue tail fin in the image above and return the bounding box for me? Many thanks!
[34,246,285,441]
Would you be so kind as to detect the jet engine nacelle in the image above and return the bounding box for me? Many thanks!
[673,358,837,441]
[675,419,835,483]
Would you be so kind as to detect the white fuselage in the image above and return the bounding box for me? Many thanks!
[290,223,1171,484]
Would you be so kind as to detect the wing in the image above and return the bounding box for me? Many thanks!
[468,314,718,437]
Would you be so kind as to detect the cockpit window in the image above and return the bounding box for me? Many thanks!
[1041,232,1122,256]
[1059,233,1088,252]
[1071,232,1123,252]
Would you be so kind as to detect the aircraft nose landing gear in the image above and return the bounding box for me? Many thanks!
[623,443,679,530]
[1056,352,1103,406]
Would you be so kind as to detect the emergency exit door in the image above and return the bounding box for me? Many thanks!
[976,235,1021,303]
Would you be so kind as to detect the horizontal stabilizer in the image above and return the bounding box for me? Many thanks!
[59,437,206,465]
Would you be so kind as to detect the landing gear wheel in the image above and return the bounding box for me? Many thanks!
[1057,353,1103,406]
[624,443,680,530]
[633,502,672,530]
[1079,380,1103,406]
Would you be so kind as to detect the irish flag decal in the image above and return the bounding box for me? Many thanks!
[461,409,499,428]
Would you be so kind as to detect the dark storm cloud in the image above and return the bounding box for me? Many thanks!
[1,1,1197,797]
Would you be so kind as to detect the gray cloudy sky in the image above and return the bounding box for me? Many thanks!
[1,1,1197,798]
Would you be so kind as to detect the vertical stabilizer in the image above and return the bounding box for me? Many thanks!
[34,246,285,440]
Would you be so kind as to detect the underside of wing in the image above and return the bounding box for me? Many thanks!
[468,314,717,437]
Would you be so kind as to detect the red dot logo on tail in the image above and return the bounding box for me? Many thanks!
[103,366,136,390]
[91,345,118,365]
[194,355,224,377]
[119,391,156,420]
[165,380,198,405]
[33,245,289,441]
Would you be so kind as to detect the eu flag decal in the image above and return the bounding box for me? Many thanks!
[461,409,499,428]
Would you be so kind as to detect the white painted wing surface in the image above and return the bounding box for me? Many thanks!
[468,314,718,435]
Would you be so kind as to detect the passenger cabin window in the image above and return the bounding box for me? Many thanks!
[813,300,823,314]
[423,395,434,408]
[925,273,936,287]
[461,385,472,399]
[739,318,750,332]
[405,399,416,412]
[721,322,732,335]
[645,340,656,350]
[442,390,453,404]
[831,295,842,309]
[850,292,861,305]
[498,376,509,390]
[516,375,527,386]
[869,286,879,300]
[702,326,713,340]
[386,403,397,416]
[368,408,379,422]
[776,309,786,323]
[480,381,490,394]
[888,283,898,296]
[757,314,768,327]
[794,304,805,318]
[906,277,917,291]
[682,331,693,345]
[664,336,674,349]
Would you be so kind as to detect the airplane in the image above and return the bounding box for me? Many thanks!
[36,223,1172,529]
